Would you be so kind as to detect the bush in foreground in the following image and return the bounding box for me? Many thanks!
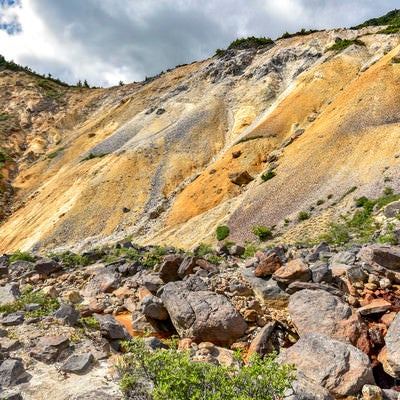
[118,338,295,400]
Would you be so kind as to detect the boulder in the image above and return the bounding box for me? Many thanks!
[383,201,400,218]
[359,245,400,270]
[228,171,253,185]
[278,333,375,397]
[160,281,247,346]
[229,245,245,256]
[305,242,331,263]
[384,312,400,377]
[309,261,333,283]
[34,258,61,275]
[61,352,94,374]
[0,359,25,387]
[82,269,121,296]
[1,312,24,326]
[53,304,80,326]
[248,322,277,356]
[331,251,356,266]
[0,284,20,306]
[254,252,282,277]
[159,254,182,283]
[286,281,342,296]
[177,256,198,278]
[30,335,70,363]
[272,259,311,284]
[285,371,334,400]
[288,289,370,352]
[138,295,169,320]
[0,264,8,277]
[357,299,392,316]
[362,384,383,400]
[141,273,163,294]
[94,314,131,340]
[239,267,289,307]
[0,390,23,400]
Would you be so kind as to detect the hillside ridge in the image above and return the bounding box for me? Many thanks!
[0,15,399,253]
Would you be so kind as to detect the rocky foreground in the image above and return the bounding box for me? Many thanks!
[0,240,399,399]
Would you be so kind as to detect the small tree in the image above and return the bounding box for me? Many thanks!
[216,225,230,241]
[252,225,273,241]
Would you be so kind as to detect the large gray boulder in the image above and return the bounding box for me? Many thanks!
[0,284,20,306]
[358,244,400,270]
[384,312,400,378]
[160,280,247,345]
[288,289,370,352]
[285,372,334,400]
[239,267,289,307]
[82,268,121,296]
[278,333,375,397]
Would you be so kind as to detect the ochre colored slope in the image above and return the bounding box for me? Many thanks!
[0,30,399,252]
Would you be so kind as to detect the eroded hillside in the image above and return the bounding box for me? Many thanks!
[0,26,399,253]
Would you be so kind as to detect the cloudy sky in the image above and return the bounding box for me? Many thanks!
[0,0,397,87]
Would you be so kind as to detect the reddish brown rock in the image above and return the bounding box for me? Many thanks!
[357,299,392,316]
[196,259,218,273]
[248,322,276,356]
[228,171,253,185]
[159,254,182,283]
[272,259,311,284]
[254,252,282,277]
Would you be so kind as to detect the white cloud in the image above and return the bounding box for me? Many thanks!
[0,0,396,87]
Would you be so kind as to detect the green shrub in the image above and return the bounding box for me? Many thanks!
[78,316,100,330]
[82,152,109,161]
[316,199,324,206]
[0,285,59,317]
[228,36,274,50]
[216,225,230,241]
[118,338,295,400]
[252,226,273,241]
[321,223,351,245]
[243,243,259,258]
[0,113,9,121]
[237,135,264,144]
[297,211,310,221]
[261,170,276,181]
[57,251,89,268]
[379,26,400,34]
[327,39,366,52]
[9,250,35,263]
[352,9,400,29]
[384,186,394,196]
[196,243,214,257]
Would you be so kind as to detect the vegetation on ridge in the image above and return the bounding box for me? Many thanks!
[215,36,274,55]
[327,39,366,52]
[352,9,400,29]
[352,9,400,34]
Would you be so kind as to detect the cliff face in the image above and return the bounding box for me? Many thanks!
[0,26,399,253]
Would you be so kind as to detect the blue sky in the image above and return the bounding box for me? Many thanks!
[0,0,398,87]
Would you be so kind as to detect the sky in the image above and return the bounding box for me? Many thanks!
[0,0,397,87]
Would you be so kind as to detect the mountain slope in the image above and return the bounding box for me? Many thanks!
[0,25,399,253]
